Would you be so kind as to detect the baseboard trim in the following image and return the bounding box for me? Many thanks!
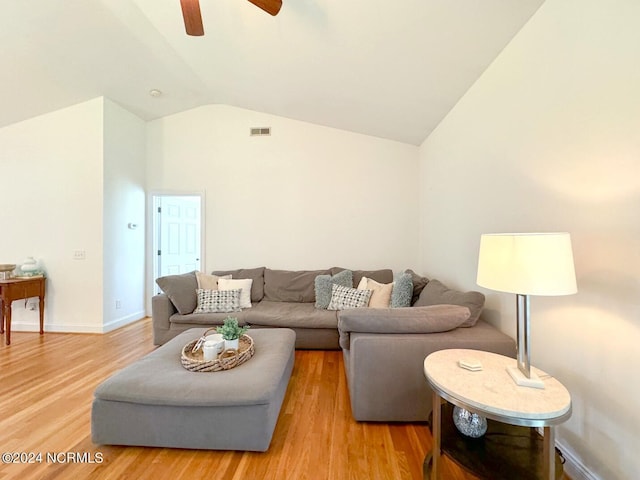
[558,438,599,480]
[10,322,104,334]
[535,427,598,480]
[10,311,146,334]
[102,312,146,333]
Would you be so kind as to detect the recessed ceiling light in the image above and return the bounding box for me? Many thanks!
[149,89,163,97]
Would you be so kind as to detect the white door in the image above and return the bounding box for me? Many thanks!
[154,195,202,293]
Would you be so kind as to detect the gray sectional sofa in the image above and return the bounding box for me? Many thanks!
[152,267,399,348]
[151,266,516,422]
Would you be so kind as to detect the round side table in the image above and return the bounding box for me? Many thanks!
[423,349,571,480]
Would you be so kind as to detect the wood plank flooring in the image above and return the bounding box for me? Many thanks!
[0,318,518,480]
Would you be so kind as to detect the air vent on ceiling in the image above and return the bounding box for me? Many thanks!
[250,127,271,136]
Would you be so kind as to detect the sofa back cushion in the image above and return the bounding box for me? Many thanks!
[155,271,198,314]
[414,279,485,327]
[211,267,265,302]
[405,269,430,305]
[330,268,394,288]
[264,269,330,303]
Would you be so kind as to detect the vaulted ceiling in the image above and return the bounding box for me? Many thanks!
[1,0,544,145]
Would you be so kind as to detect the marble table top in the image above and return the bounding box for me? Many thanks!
[424,349,571,425]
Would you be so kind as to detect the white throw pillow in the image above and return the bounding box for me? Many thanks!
[218,278,253,309]
[357,276,394,308]
[196,272,232,290]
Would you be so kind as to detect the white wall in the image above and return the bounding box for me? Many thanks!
[0,99,105,332]
[418,1,640,478]
[147,104,419,272]
[103,99,146,331]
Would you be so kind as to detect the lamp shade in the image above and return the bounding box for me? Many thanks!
[477,233,577,296]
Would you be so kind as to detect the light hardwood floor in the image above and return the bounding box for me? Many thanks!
[0,318,500,480]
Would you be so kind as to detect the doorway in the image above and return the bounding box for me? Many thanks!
[151,194,204,295]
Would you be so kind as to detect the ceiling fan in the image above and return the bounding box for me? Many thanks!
[180,0,282,36]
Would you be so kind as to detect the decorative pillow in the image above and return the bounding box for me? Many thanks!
[194,289,241,313]
[196,272,232,290]
[414,279,485,327]
[330,268,394,287]
[217,278,253,309]
[391,272,413,307]
[211,267,265,302]
[357,277,393,308]
[405,269,429,305]
[327,284,372,311]
[315,270,353,309]
[155,271,198,314]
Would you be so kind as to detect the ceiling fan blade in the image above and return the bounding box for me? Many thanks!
[247,0,283,16]
[180,0,204,36]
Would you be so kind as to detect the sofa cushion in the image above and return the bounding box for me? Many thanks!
[391,272,413,308]
[264,269,330,303]
[218,278,253,309]
[328,285,372,311]
[330,268,394,287]
[195,272,231,290]
[194,288,241,313]
[357,277,393,308]
[245,300,338,329]
[414,279,485,327]
[170,310,250,326]
[405,269,429,305]
[155,271,198,315]
[315,270,353,309]
[337,304,471,349]
[211,267,265,302]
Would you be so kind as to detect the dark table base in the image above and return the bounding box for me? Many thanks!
[424,402,564,480]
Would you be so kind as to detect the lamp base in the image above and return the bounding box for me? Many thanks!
[506,365,545,389]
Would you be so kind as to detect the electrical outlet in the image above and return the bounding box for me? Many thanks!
[115,300,122,309]
[27,300,37,311]
[73,250,86,260]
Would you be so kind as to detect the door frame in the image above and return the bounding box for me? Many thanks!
[145,190,206,316]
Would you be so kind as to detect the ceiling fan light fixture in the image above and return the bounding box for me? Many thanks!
[180,0,282,36]
[180,0,205,36]
[247,0,283,16]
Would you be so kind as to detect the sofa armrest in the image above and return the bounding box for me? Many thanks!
[337,305,470,350]
[152,294,177,345]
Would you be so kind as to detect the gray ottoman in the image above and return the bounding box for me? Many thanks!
[91,328,295,452]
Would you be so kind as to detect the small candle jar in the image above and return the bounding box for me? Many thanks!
[203,341,219,361]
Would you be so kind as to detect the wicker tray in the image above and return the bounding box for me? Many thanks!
[181,333,254,372]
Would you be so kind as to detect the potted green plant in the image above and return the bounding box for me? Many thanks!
[216,316,249,351]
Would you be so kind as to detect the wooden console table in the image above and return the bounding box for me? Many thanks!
[0,276,46,345]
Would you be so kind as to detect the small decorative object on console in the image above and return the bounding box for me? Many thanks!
[15,257,45,278]
[452,406,488,438]
[21,256,38,272]
[0,264,16,280]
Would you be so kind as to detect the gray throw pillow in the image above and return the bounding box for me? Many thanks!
[314,269,353,309]
[414,279,485,327]
[391,271,413,307]
[155,271,198,314]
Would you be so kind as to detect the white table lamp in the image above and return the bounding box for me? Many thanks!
[477,233,577,389]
